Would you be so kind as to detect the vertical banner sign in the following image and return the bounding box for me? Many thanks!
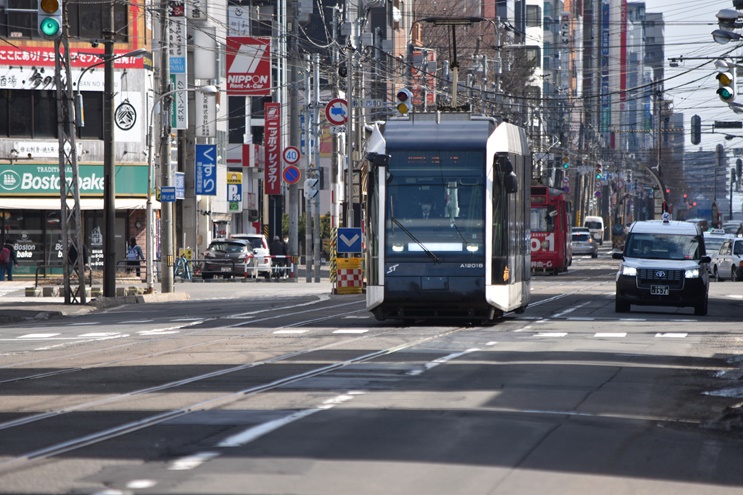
[193,26,217,80]
[264,102,281,195]
[195,90,215,138]
[226,37,272,96]
[195,144,217,195]
[227,171,243,211]
[169,0,188,130]
[600,0,610,135]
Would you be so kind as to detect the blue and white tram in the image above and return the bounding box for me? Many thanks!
[365,113,531,324]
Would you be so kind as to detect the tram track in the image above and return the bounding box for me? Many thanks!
[0,321,468,473]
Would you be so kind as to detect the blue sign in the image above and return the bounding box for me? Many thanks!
[337,227,362,253]
[283,165,300,185]
[227,183,242,202]
[195,144,217,195]
[175,172,185,200]
[161,186,176,203]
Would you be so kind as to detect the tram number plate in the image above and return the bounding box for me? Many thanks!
[650,285,669,296]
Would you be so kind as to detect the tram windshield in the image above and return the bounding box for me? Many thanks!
[386,150,485,258]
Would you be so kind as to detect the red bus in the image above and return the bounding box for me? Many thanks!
[530,185,572,274]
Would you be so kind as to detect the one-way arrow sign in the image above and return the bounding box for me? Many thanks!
[337,227,362,253]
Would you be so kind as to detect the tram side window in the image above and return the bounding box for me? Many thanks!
[530,207,555,232]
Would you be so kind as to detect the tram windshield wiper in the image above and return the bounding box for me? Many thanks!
[390,217,441,263]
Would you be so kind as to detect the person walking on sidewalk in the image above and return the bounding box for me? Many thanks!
[270,235,288,278]
[0,241,18,281]
[127,237,145,279]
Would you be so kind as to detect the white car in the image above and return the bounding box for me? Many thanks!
[711,237,743,282]
[230,234,272,279]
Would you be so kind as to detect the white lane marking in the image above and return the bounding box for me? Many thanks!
[126,479,158,489]
[218,409,323,447]
[78,332,123,338]
[121,320,154,324]
[69,322,100,326]
[168,452,220,471]
[619,318,646,322]
[91,490,130,495]
[566,317,595,321]
[553,301,591,318]
[594,332,627,338]
[18,333,60,339]
[533,332,568,338]
[137,330,181,335]
[343,315,371,319]
[218,392,363,447]
[273,329,308,334]
[655,333,688,338]
[486,341,497,346]
[170,318,203,322]
[407,348,480,376]
[333,329,369,334]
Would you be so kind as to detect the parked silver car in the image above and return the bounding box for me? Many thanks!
[571,232,598,258]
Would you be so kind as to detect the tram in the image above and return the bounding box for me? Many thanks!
[529,185,572,274]
[365,113,532,324]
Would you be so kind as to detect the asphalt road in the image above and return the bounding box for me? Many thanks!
[1,250,743,495]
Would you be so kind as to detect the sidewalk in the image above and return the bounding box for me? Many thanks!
[0,275,336,325]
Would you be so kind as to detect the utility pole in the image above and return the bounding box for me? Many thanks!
[56,4,85,304]
[159,0,174,292]
[288,0,300,281]
[304,54,313,282]
[313,53,322,282]
[345,15,355,228]
[102,0,116,297]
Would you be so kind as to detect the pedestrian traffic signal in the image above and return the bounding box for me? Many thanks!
[395,88,413,115]
[716,64,735,103]
[37,0,62,39]
[691,114,701,145]
[562,157,569,169]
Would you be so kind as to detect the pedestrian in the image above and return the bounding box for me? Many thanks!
[270,235,288,278]
[126,237,145,279]
[67,243,90,276]
[0,241,18,281]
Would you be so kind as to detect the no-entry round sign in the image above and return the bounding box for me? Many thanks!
[325,98,348,125]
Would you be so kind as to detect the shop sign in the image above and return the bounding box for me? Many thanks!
[0,163,148,196]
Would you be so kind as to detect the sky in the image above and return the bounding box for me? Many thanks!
[646,0,743,153]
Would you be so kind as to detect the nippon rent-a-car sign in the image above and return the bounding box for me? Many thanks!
[226,37,271,96]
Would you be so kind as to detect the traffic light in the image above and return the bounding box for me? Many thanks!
[691,114,701,145]
[562,157,569,170]
[395,88,413,115]
[716,62,735,103]
[37,0,62,39]
[595,163,602,179]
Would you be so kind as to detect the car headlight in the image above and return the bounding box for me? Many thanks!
[621,265,637,276]
[685,268,700,278]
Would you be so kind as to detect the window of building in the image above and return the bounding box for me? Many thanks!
[526,5,541,27]
[525,46,541,63]
[0,89,103,139]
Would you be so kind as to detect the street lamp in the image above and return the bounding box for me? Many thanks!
[145,84,218,294]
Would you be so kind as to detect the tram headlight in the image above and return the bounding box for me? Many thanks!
[541,240,550,250]
[466,244,479,252]
[392,243,405,252]
[621,265,637,277]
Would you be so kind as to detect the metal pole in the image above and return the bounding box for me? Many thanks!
[313,53,321,282]
[288,0,300,281]
[102,3,116,297]
[304,54,312,282]
[159,0,174,292]
[345,33,354,228]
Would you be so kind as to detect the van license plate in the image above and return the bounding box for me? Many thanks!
[650,285,669,296]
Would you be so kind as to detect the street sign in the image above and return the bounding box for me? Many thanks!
[330,125,346,134]
[160,186,176,202]
[337,227,362,253]
[283,146,300,165]
[283,165,300,184]
[195,144,217,195]
[227,171,242,202]
[325,98,348,125]
[351,98,387,108]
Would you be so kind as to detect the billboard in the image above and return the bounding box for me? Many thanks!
[264,102,281,195]
[226,37,271,96]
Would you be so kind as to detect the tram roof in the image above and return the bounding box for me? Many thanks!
[384,113,496,151]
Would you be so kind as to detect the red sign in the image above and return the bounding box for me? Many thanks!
[264,102,282,195]
[226,37,271,96]
[0,46,144,69]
